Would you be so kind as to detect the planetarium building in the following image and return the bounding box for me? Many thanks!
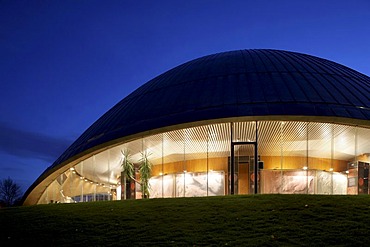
[23,49,370,205]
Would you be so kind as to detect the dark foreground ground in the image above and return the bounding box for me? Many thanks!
[1,194,370,246]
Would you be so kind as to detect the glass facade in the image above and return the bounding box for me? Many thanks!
[39,121,370,204]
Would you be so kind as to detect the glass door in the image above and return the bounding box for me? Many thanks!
[229,144,256,195]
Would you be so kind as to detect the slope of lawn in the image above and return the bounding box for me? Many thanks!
[1,194,370,246]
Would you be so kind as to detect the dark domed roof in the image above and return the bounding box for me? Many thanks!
[50,49,370,170]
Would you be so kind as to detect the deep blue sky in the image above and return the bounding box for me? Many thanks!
[1,0,370,193]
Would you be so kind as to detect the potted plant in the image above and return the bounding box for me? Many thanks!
[120,149,134,200]
[139,151,152,199]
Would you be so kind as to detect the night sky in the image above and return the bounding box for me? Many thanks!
[1,0,370,193]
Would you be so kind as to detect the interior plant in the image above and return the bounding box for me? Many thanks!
[139,151,152,199]
[120,149,135,200]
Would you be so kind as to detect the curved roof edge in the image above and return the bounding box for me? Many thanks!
[22,115,370,205]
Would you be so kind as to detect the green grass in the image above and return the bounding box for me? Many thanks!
[1,194,370,246]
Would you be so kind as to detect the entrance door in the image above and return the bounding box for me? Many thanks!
[229,144,257,195]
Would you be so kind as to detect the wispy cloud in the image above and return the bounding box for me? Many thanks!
[0,122,73,163]
[0,152,53,192]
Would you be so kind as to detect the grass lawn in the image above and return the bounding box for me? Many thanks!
[1,194,370,246]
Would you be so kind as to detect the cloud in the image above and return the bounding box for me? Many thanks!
[0,152,52,192]
[0,122,73,163]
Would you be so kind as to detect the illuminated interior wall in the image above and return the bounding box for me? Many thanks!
[38,121,370,204]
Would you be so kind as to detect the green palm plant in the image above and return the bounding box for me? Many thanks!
[120,149,135,200]
[139,151,152,199]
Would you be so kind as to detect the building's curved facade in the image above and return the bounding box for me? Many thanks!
[23,49,370,205]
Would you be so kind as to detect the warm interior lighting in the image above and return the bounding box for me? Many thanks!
[36,120,370,204]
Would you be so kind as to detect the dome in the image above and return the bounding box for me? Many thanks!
[23,49,370,205]
[55,49,370,166]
